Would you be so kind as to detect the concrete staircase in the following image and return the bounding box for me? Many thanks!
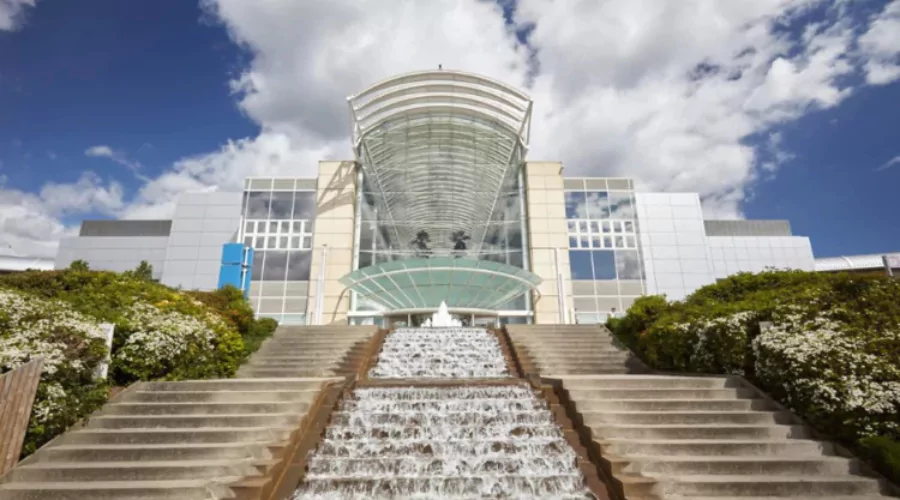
[506,324,642,375]
[0,378,336,500]
[558,374,893,499]
[0,325,377,499]
[236,325,376,378]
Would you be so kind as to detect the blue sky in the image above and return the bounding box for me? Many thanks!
[0,0,898,258]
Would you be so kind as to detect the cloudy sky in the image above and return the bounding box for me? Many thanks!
[1,0,898,258]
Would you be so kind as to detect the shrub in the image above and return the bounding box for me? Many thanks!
[0,270,246,385]
[0,289,109,457]
[188,286,277,358]
[609,270,900,483]
[131,261,154,281]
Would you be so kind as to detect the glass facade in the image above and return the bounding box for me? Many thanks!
[565,179,645,324]
[240,178,317,324]
[351,165,531,315]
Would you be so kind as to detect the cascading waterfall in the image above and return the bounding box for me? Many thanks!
[369,327,509,379]
[293,327,594,499]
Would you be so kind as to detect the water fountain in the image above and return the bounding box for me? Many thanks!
[293,319,594,498]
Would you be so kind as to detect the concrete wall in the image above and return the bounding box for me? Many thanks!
[635,193,716,300]
[160,191,242,291]
[306,161,357,324]
[524,161,570,324]
[55,236,168,279]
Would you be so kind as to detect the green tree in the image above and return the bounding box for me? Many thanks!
[133,261,153,281]
[69,260,90,271]
[409,230,432,258]
[450,230,470,257]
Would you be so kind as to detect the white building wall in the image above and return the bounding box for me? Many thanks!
[635,193,716,301]
[707,236,815,279]
[55,236,168,279]
[160,191,243,291]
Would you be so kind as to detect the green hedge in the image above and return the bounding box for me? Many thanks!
[0,269,278,457]
[608,270,900,484]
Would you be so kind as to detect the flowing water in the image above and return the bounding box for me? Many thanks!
[293,327,593,499]
[369,327,509,379]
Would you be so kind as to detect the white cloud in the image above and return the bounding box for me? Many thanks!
[876,155,900,171]
[859,0,900,85]
[0,0,36,31]
[4,0,900,255]
[84,144,148,180]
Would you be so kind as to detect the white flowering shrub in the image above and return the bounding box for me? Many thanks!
[754,308,900,440]
[112,301,243,382]
[0,289,109,456]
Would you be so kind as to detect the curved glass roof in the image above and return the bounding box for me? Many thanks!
[348,70,533,255]
[340,258,542,311]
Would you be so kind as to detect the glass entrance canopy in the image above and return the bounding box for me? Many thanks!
[340,258,541,311]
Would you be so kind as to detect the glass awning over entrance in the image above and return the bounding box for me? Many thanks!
[340,258,541,311]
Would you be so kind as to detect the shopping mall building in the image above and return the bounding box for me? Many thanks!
[55,70,817,327]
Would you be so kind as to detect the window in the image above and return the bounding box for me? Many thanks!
[269,192,293,219]
[245,191,271,218]
[292,192,315,219]
[615,250,643,279]
[585,191,610,219]
[243,218,313,250]
[592,250,617,279]
[262,251,288,281]
[570,250,594,280]
[609,192,636,219]
[565,192,587,219]
[286,251,312,280]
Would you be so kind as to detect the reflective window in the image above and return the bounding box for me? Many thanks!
[286,251,312,280]
[592,250,617,280]
[292,192,316,219]
[615,250,643,279]
[262,251,288,281]
[565,192,587,219]
[570,250,594,280]
[585,191,610,219]
[269,192,293,219]
[246,191,270,218]
[251,250,264,280]
[609,192,636,219]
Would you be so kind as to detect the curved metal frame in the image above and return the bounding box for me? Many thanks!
[348,70,533,255]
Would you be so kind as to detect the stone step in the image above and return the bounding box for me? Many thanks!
[591,424,810,440]
[609,455,858,476]
[560,375,733,389]
[581,410,792,426]
[57,427,295,446]
[529,349,627,357]
[534,361,630,370]
[244,360,341,369]
[33,442,278,463]
[568,388,756,400]
[236,367,336,377]
[6,459,269,482]
[654,475,882,497]
[124,389,318,403]
[598,438,832,457]
[575,398,772,412]
[667,497,891,500]
[139,379,327,392]
[539,367,631,375]
[98,401,308,416]
[85,413,299,429]
[0,479,238,500]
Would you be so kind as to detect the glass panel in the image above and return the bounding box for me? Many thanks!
[578,221,588,233]
[569,236,578,249]
[302,235,312,249]
[602,221,611,233]
[243,237,252,247]
[589,221,600,233]
[626,235,636,248]
[269,221,278,232]
[292,192,316,219]
[613,221,623,233]
[580,235,590,248]
[509,251,524,269]
[609,192,636,219]
[254,236,265,248]
[358,251,373,269]
[592,250,617,280]
[246,191,270,219]
[291,236,301,248]
[293,221,304,233]
[565,191,587,219]
[624,221,635,232]
[567,220,577,232]
[262,251,288,281]
[286,251,311,280]
[569,250,594,280]
[615,236,625,248]
[279,236,289,249]
[585,191,610,219]
[245,221,254,233]
[269,192,293,219]
[615,250,643,280]
[267,236,277,249]
[280,221,290,232]
[592,234,602,248]
[251,250,264,280]
[603,236,613,248]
